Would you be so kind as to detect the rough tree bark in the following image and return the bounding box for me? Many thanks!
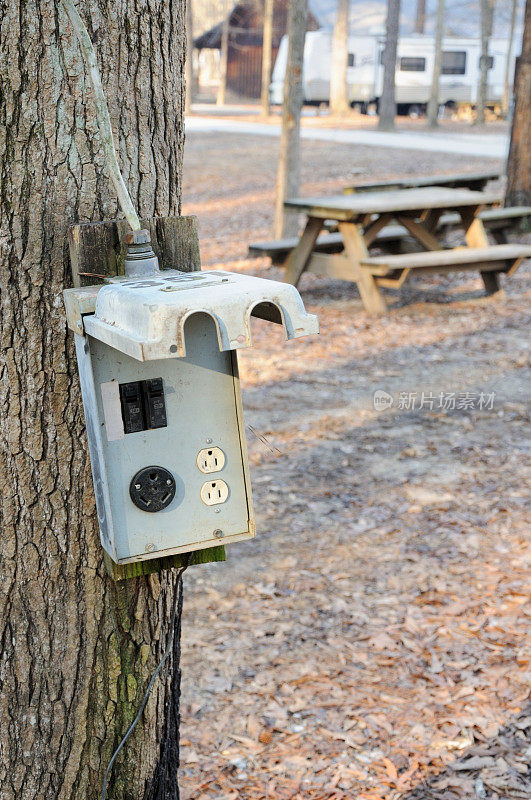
[186,0,195,114]
[274,0,308,237]
[261,0,274,116]
[502,0,518,116]
[378,0,401,131]
[414,0,426,33]
[427,0,445,127]
[330,0,350,114]
[476,0,494,124]
[506,0,530,206]
[0,0,186,798]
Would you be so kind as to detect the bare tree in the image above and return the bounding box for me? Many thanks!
[274,0,308,237]
[330,0,350,114]
[0,0,186,798]
[427,0,445,127]
[186,0,195,113]
[502,0,519,116]
[476,0,494,124]
[379,0,401,131]
[217,0,230,106]
[506,0,530,206]
[261,0,275,116]
[414,0,426,33]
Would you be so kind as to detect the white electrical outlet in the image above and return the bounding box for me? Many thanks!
[197,447,226,474]
[200,479,229,506]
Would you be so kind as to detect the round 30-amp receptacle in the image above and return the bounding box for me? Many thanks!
[129,466,176,512]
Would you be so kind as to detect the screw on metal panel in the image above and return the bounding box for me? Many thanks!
[145,543,156,552]
[206,438,213,444]
[214,508,221,513]
[166,479,172,485]
[213,529,224,538]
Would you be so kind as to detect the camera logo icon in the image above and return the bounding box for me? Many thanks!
[373,389,394,411]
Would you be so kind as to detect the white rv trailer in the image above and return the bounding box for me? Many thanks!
[270,31,515,115]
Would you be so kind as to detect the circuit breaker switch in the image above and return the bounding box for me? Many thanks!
[120,382,145,433]
[144,377,167,429]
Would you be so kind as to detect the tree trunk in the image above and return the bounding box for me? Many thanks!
[186,0,195,114]
[274,0,308,237]
[261,0,274,116]
[378,0,401,131]
[330,0,350,114]
[414,0,426,33]
[506,0,530,206]
[502,0,518,116]
[217,0,230,106]
[476,0,494,124]
[0,0,186,798]
[427,0,445,127]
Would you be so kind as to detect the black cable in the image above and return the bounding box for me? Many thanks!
[101,564,188,800]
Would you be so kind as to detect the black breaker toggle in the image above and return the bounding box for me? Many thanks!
[119,378,168,434]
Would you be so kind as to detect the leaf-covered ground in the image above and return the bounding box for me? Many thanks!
[179,132,530,799]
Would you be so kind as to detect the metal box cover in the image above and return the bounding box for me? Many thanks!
[82,269,319,361]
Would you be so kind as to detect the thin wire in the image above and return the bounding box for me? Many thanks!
[59,0,141,231]
[101,565,188,800]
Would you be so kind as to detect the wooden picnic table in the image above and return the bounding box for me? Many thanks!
[343,169,501,194]
[282,187,531,314]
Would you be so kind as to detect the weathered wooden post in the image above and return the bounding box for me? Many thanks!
[330,0,350,114]
[506,0,530,207]
[261,0,275,117]
[379,0,401,131]
[274,0,308,237]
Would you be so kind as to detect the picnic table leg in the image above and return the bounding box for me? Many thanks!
[284,216,323,286]
[339,222,387,314]
[480,271,502,293]
[422,209,443,232]
[395,214,443,251]
[459,206,504,296]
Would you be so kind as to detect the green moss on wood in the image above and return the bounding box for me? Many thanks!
[103,546,226,582]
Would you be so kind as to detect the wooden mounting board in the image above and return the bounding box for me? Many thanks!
[68,216,201,287]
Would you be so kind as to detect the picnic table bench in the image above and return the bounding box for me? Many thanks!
[281,187,531,314]
[343,169,501,194]
[362,245,528,295]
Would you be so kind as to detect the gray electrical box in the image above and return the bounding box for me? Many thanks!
[64,269,318,565]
